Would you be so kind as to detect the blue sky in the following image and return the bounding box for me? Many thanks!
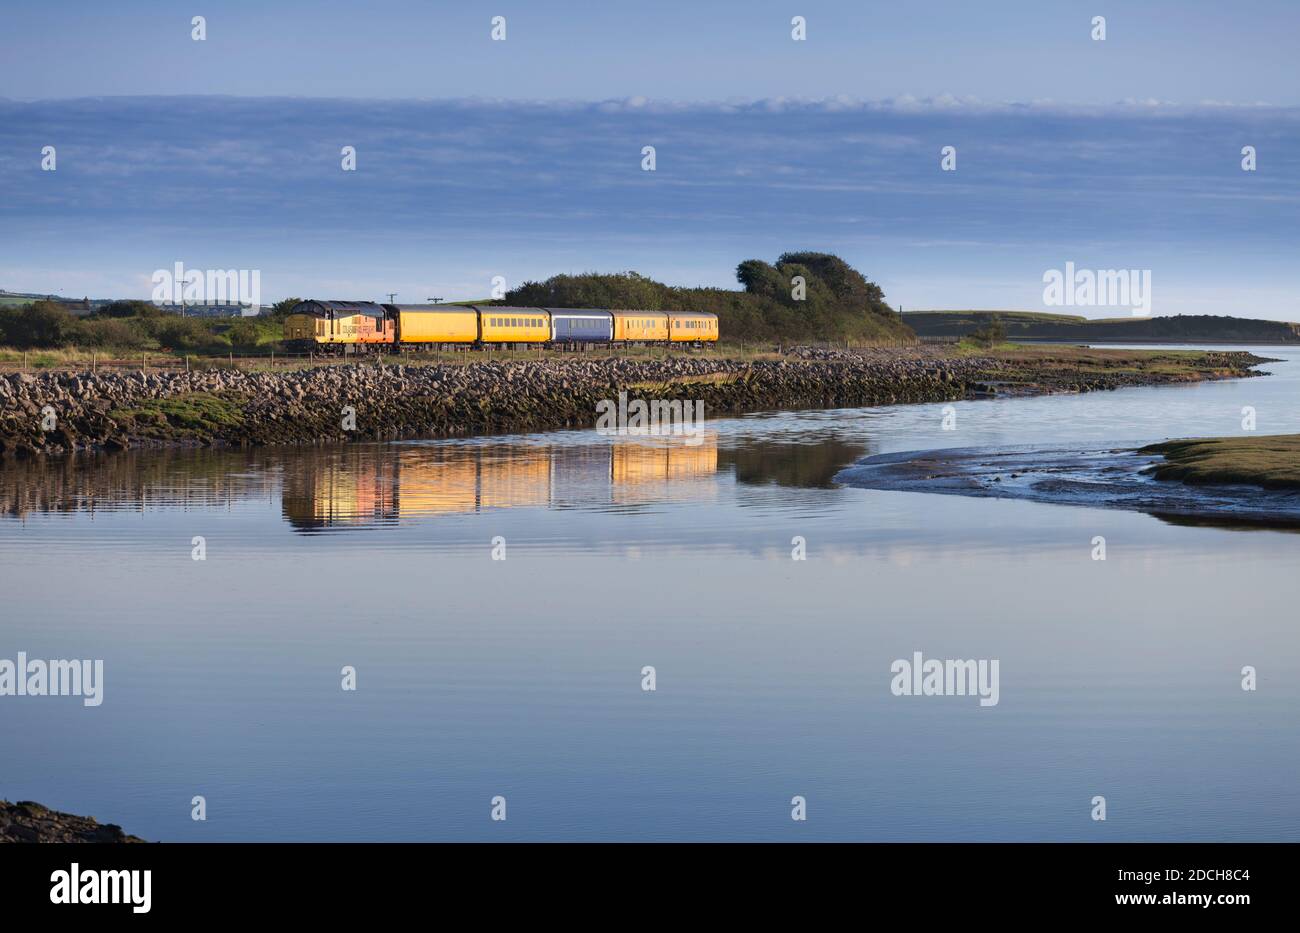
[1,1,1297,318]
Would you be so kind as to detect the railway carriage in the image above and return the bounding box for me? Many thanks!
[478,307,551,345]
[611,310,670,342]
[389,304,479,349]
[547,308,614,345]
[666,311,719,343]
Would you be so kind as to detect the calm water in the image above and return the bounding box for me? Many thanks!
[2,347,1298,841]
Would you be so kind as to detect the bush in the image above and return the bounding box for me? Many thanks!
[79,317,151,350]
[227,319,262,349]
[0,301,84,348]
[98,299,162,319]
[966,315,1007,348]
[142,315,221,352]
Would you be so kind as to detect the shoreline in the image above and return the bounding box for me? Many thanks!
[0,346,1273,458]
[837,438,1300,529]
[0,800,147,844]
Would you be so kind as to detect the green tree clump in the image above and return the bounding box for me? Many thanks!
[504,252,912,343]
[0,300,83,348]
[966,315,1007,348]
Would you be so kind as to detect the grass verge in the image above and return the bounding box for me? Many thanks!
[1140,435,1300,489]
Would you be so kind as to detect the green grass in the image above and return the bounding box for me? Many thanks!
[954,338,1022,354]
[113,393,245,437]
[1140,435,1300,489]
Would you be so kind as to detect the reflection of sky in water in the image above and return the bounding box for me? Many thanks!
[1,347,1297,841]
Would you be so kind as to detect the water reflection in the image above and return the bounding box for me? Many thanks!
[281,437,721,531]
[0,448,280,519]
[720,437,867,489]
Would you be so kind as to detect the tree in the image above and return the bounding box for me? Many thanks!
[0,301,83,348]
[967,314,1006,348]
[270,298,302,318]
[503,252,914,344]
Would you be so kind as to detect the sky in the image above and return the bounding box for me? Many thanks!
[1,0,1297,318]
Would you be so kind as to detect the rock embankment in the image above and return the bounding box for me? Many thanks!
[0,348,1268,457]
[0,800,147,843]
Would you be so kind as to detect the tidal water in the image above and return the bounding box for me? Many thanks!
[2,346,1297,841]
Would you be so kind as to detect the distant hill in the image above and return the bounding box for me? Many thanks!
[0,289,97,314]
[905,310,1300,344]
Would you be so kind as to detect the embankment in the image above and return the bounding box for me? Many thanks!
[0,347,1270,457]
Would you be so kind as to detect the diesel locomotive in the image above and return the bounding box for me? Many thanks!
[282,301,719,352]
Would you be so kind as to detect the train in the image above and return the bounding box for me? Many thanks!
[282,301,719,353]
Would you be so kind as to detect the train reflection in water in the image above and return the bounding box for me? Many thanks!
[280,434,720,531]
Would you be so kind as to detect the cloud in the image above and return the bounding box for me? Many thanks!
[1,96,1296,315]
